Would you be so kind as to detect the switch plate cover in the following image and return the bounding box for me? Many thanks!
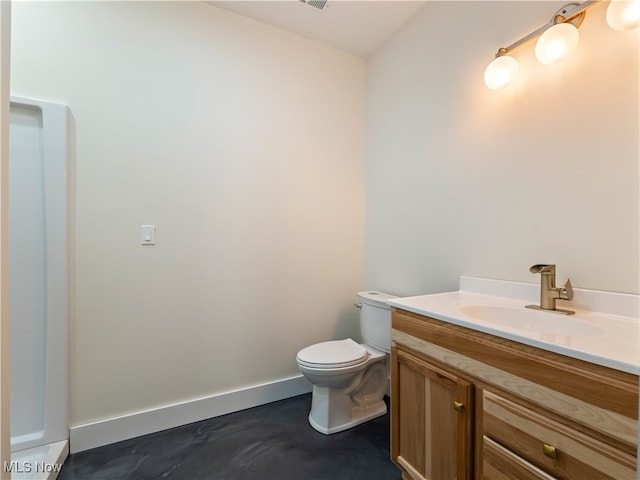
[141,225,156,245]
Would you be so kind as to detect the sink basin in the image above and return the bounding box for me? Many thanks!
[458,304,603,336]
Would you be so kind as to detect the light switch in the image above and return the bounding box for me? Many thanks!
[141,225,156,245]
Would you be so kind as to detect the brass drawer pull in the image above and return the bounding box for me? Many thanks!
[542,443,557,459]
[453,401,464,412]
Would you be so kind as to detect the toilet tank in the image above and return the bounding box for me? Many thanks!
[357,291,397,354]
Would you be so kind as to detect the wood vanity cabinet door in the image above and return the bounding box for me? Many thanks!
[391,346,473,480]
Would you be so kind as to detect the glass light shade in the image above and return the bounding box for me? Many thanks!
[484,55,519,90]
[606,0,640,30]
[535,23,580,64]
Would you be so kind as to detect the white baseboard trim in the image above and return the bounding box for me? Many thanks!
[69,374,312,453]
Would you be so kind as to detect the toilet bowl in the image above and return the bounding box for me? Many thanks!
[296,291,396,435]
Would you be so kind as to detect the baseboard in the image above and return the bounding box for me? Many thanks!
[69,375,312,453]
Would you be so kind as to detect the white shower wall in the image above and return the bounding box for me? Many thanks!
[9,103,47,444]
[9,97,69,455]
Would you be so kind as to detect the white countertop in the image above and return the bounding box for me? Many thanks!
[388,277,640,375]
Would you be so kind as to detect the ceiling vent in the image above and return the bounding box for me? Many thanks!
[298,0,328,12]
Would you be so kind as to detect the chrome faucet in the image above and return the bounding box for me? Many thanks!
[525,264,575,315]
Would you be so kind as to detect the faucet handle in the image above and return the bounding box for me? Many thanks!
[529,264,556,274]
[560,278,574,300]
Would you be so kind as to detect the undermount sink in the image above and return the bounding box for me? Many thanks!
[458,304,603,336]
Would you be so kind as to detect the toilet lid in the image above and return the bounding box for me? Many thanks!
[297,339,368,369]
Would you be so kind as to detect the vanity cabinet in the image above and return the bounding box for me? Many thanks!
[390,308,639,480]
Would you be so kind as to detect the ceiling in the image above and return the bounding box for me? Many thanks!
[208,1,427,57]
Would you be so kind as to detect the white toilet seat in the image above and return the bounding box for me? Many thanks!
[296,338,368,369]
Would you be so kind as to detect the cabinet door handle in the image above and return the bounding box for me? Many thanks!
[542,443,557,459]
[453,401,464,412]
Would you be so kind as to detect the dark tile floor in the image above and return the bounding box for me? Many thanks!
[59,393,401,480]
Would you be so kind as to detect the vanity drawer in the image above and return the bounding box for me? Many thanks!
[483,436,555,480]
[482,390,636,480]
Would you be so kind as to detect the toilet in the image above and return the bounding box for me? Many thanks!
[296,291,397,434]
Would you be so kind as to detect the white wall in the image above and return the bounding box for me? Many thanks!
[0,1,10,476]
[366,1,639,296]
[11,1,365,427]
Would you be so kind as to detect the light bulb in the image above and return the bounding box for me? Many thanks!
[607,0,640,30]
[484,55,519,90]
[535,23,580,64]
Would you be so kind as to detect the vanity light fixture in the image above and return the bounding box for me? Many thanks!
[484,0,640,90]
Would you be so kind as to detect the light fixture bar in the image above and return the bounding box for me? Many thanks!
[485,0,640,90]
[494,0,600,58]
